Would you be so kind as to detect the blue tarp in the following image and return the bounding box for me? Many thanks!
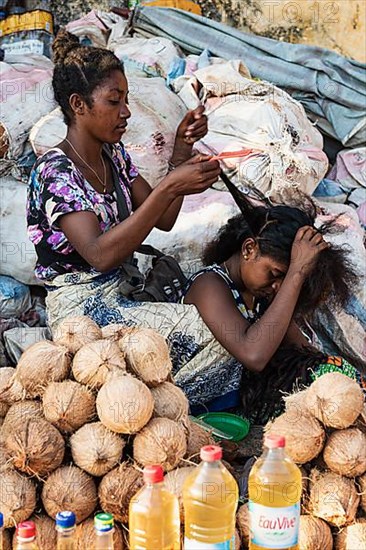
[132,7,366,147]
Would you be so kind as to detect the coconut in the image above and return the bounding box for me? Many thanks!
[1,400,43,438]
[0,436,11,473]
[72,339,126,389]
[74,517,124,549]
[53,315,102,354]
[185,419,215,462]
[299,515,333,550]
[42,465,97,524]
[265,410,325,464]
[309,470,359,527]
[0,469,36,528]
[3,529,11,550]
[16,341,71,398]
[151,382,189,422]
[133,417,187,472]
[323,428,366,477]
[97,373,154,434]
[300,466,309,496]
[284,389,310,421]
[98,461,144,523]
[101,323,136,341]
[358,473,366,512]
[355,403,366,434]
[0,369,25,404]
[5,417,65,477]
[236,503,250,547]
[119,328,172,387]
[0,367,15,415]
[42,380,96,434]
[335,520,366,550]
[164,466,196,522]
[70,421,125,476]
[305,372,364,429]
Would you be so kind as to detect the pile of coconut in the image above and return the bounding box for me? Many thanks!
[236,371,366,550]
[0,315,225,549]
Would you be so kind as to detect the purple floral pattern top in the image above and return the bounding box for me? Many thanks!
[27,143,138,281]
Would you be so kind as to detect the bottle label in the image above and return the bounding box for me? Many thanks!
[184,535,235,549]
[249,501,300,549]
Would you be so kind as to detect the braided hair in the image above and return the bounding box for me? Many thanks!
[52,29,124,125]
[203,193,358,314]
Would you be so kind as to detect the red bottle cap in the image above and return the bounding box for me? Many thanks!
[143,465,164,484]
[16,521,36,539]
[200,445,223,462]
[264,434,286,448]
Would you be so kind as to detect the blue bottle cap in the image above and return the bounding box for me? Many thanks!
[0,512,3,528]
[56,511,76,529]
[94,513,114,532]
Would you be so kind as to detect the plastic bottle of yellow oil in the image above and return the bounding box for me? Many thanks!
[248,434,302,550]
[183,445,239,549]
[129,465,180,549]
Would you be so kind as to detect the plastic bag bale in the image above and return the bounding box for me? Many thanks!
[310,202,366,369]
[0,176,39,285]
[137,188,238,275]
[65,10,111,48]
[174,61,328,196]
[29,107,66,157]
[122,77,187,188]
[112,36,182,79]
[0,53,56,169]
[0,276,32,319]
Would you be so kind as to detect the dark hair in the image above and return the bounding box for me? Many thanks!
[241,345,327,425]
[203,192,358,314]
[52,29,124,125]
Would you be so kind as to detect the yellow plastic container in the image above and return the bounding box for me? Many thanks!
[248,434,302,550]
[141,0,201,15]
[129,465,180,549]
[183,445,238,549]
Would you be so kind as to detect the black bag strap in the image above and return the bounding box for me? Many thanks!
[104,145,167,260]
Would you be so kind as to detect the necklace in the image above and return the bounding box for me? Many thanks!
[65,138,107,193]
[223,261,230,278]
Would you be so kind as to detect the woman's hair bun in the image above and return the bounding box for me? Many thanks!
[52,29,80,64]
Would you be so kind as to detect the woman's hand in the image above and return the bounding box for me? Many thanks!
[289,226,329,279]
[162,154,220,197]
[170,106,208,166]
[176,105,208,144]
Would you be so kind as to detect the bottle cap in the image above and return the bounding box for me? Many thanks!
[200,445,222,462]
[143,465,164,484]
[56,511,76,529]
[95,513,114,532]
[264,434,286,448]
[0,512,3,528]
[16,521,36,540]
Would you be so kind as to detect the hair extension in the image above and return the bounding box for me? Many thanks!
[241,346,328,424]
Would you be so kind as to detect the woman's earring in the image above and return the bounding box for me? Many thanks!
[243,253,249,260]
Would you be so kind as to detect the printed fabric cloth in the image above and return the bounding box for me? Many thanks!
[27,143,137,281]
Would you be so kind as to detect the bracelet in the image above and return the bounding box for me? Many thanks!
[168,160,177,173]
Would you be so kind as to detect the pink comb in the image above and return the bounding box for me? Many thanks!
[210,149,255,161]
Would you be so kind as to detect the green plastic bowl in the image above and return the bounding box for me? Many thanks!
[197,412,250,442]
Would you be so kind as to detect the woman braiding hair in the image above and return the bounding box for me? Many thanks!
[182,189,362,421]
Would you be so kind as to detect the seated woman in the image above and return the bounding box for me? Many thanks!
[182,193,363,422]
